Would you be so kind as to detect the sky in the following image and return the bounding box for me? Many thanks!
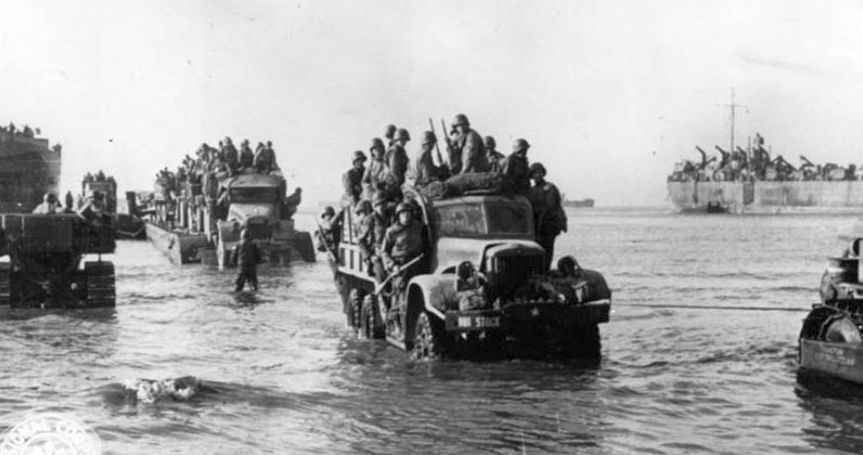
[1,0,862,206]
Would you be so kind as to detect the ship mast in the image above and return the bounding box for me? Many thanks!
[723,88,746,154]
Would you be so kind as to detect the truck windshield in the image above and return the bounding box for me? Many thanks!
[434,201,532,237]
[229,187,277,203]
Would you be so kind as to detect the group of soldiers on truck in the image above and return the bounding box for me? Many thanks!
[317,113,569,328]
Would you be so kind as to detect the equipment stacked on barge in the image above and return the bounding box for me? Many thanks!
[145,137,314,266]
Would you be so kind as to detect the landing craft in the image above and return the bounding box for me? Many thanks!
[333,185,611,360]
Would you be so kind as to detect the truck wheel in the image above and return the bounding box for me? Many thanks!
[347,288,364,329]
[85,261,116,308]
[411,312,441,360]
[360,295,384,339]
[0,263,11,306]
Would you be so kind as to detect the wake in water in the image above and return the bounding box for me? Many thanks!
[98,376,216,405]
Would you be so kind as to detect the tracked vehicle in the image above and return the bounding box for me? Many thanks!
[334,189,611,359]
[0,213,116,308]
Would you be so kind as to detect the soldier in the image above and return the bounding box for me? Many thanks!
[78,191,108,225]
[32,193,61,214]
[385,128,410,187]
[502,138,531,194]
[221,137,239,174]
[254,141,278,173]
[315,206,344,257]
[381,202,426,335]
[528,162,567,271]
[362,138,388,200]
[485,136,505,173]
[384,124,397,148]
[359,193,391,282]
[342,151,367,206]
[406,131,443,188]
[239,139,255,169]
[450,113,489,174]
[231,228,262,291]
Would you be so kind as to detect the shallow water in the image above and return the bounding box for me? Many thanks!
[2,208,863,454]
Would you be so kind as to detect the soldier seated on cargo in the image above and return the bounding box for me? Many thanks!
[32,193,62,215]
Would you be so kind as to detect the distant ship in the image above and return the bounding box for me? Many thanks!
[0,126,62,213]
[564,198,595,208]
[667,92,863,213]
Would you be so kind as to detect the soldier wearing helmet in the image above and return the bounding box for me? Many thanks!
[253,140,279,174]
[528,162,567,271]
[231,228,263,291]
[384,124,398,148]
[385,128,410,187]
[356,192,392,282]
[33,192,61,215]
[342,150,367,206]
[220,136,239,175]
[449,113,490,174]
[362,137,388,200]
[381,200,426,330]
[239,139,255,169]
[484,136,506,173]
[406,131,445,189]
[501,138,532,194]
[316,206,344,258]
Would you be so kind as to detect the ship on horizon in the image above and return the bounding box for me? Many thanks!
[667,92,862,213]
[0,123,62,213]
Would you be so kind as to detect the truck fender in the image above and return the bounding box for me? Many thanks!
[404,274,457,344]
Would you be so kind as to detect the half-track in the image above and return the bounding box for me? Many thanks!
[334,189,611,359]
[0,213,116,309]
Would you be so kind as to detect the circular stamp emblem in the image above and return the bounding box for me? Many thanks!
[0,413,101,455]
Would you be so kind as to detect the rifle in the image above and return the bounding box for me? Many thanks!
[440,118,455,155]
[428,118,444,166]
[374,253,425,297]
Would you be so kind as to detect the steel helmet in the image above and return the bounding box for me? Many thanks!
[484,136,496,149]
[529,162,547,177]
[395,128,410,142]
[451,113,470,128]
[395,202,413,215]
[421,131,437,146]
[352,150,367,163]
[355,199,372,214]
[512,138,530,153]
[384,124,397,139]
[369,137,385,152]
[322,206,336,218]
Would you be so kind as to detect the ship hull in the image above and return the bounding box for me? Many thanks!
[799,339,863,385]
[668,181,863,213]
[0,133,62,213]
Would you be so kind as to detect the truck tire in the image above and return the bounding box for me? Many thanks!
[347,288,364,329]
[360,295,384,339]
[85,261,116,308]
[411,312,442,360]
[0,263,11,306]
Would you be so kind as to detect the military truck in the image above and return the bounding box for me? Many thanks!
[334,189,611,359]
[0,213,116,308]
[146,170,314,267]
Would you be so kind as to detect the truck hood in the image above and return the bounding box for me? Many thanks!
[433,237,542,273]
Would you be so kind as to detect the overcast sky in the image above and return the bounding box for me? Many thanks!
[1,0,862,206]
